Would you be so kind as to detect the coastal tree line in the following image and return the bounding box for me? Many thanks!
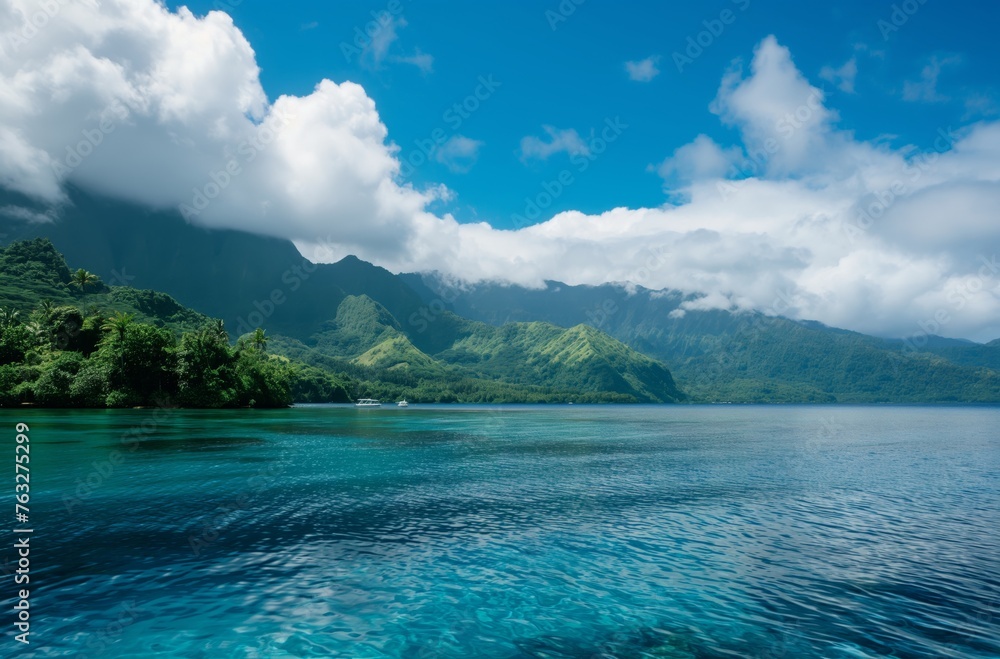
[0,301,351,408]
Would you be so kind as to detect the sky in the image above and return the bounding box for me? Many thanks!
[1,0,1000,341]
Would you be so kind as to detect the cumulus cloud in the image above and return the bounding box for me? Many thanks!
[625,56,660,82]
[0,3,998,342]
[519,126,590,162]
[654,134,742,187]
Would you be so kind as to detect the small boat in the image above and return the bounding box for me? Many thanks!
[355,398,381,408]
[397,399,409,407]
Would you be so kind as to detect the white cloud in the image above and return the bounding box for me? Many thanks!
[654,134,742,186]
[433,135,482,173]
[519,126,590,161]
[819,57,857,93]
[358,14,432,73]
[903,56,960,102]
[362,14,404,68]
[300,21,318,31]
[0,6,998,342]
[625,56,660,82]
[392,48,433,74]
[0,204,56,223]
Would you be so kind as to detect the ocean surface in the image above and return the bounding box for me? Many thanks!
[1,405,998,658]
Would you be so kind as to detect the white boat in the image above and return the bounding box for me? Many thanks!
[397,399,409,407]
[355,398,381,408]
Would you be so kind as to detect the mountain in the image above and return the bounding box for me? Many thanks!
[0,233,683,403]
[404,275,1000,403]
[0,237,210,332]
[274,294,683,403]
[4,188,998,403]
[0,188,427,342]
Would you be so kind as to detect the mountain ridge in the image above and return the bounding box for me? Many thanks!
[0,238,683,404]
[3,189,999,403]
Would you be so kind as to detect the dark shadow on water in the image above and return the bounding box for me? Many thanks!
[102,435,269,452]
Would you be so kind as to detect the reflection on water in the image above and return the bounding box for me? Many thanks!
[3,405,998,657]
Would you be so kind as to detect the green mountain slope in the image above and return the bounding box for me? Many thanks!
[0,235,684,404]
[279,295,684,403]
[437,321,682,402]
[0,239,355,408]
[0,238,210,332]
[0,189,428,341]
[408,275,1000,403]
[6,188,996,403]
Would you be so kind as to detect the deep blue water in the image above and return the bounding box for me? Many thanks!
[1,405,998,657]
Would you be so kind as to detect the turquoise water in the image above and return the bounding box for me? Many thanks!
[2,405,998,657]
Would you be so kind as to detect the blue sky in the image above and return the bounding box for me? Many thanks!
[3,0,1000,339]
[172,0,1000,228]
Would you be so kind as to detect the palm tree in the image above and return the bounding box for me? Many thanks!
[251,327,267,352]
[0,307,19,329]
[211,319,228,342]
[24,321,47,345]
[38,299,55,320]
[102,311,135,342]
[72,268,99,291]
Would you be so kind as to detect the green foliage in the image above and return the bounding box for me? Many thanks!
[233,349,292,408]
[287,363,352,403]
[283,296,684,403]
[0,322,33,366]
[0,238,72,287]
[251,327,268,352]
[425,278,1000,403]
[176,325,238,407]
[71,268,100,291]
[2,238,690,407]
[45,306,86,352]
[107,288,207,331]
[69,359,110,407]
[33,352,86,407]
[99,322,177,406]
[0,242,305,408]
[0,364,25,406]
